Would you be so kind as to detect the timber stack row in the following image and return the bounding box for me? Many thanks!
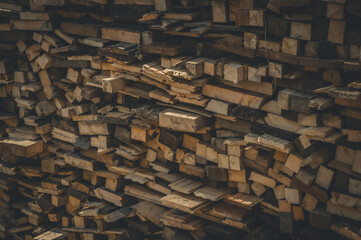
[0,0,360,239]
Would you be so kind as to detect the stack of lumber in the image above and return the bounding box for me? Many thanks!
[0,0,360,239]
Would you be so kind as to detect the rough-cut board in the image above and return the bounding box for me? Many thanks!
[212,0,227,22]
[211,202,250,221]
[132,201,168,227]
[125,184,164,204]
[104,207,132,223]
[249,172,276,188]
[330,222,361,240]
[0,139,43,158]
[265,113,304,134]
[101,27,141,44]
[94,187,129,207]
[159,108,208,133]
[161,209,202,231]
[258,134,293,151]
[223,192,263,210]
[168,178,204,194]
[326,201,361,221]
[78,121,113,135]
[161,192,208,213]
[64,153,100,171]
[193,186,232,201]
[202,84,267,109]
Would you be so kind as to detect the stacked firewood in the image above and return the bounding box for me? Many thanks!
[0,0,360,239]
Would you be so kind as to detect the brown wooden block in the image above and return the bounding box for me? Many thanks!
[290,22,311,40]
[282,37,301,56]
[328,19,345,44]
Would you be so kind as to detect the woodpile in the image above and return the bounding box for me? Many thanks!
[0,0,361,239]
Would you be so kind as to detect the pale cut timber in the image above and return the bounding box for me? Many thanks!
[342,129,361,143]
[212,0,227,23]
[133,201,168,227]
[79,37,111,48]
[205,99,229,116]
[193,185,232,201]
[301,193,318,212]
[186,58,205,76]
[35,53,53,69]
[293,206,304,221]
[315,166,334,189]
[159,108,208,133]
[202,84,267,109]
[285,153,303,173]
[268,62,283,78]
[94,187,128,207]
[161,192,208,213]
[258,134,293,151]
[285,188,301,204]
[78,121,112,135]
[258,40,281,52]
[282,37,301,55]
[0,139,43,158]
[33,228,68,240]
[349,179,361,196]
[268,168,292,186]
[64,153,99,172]
[274,184,286,200]
[330,222,361,240]
[102,76,126,93]
[326,201,361,221]
[182,134,199,152]
[251,182,266,197]
[265,113,304,133]
[228,169,246,182]
[54,29,76,44]
[168,178,204,194]
[250,10,264,27]
[249,171,276,188]
[278,88,296,110]
[247,66,262,83]
[217,153,229,169]
[204,59,218,76]
[261,100,282,115]
[297,113,319,127]
[224,62,244,84]
[244,32,259,50]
